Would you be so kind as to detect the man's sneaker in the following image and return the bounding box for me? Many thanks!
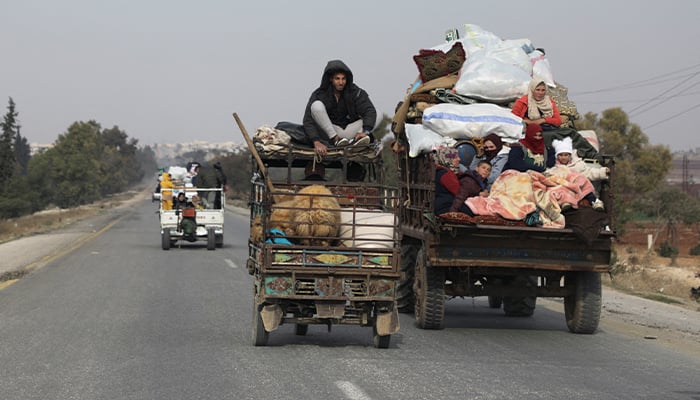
[335,137,350,147]
[592,199,605,211]
[350,135,370,146]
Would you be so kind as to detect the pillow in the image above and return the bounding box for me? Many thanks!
[339,209,395,249]
[413,42,466,82]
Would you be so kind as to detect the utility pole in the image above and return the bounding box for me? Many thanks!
[682,153,689,194]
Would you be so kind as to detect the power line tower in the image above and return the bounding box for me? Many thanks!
[682,153,689,194]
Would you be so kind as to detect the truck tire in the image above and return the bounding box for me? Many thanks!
[396,241,418,313]
[161,228,171,250]
[414,247,445,329]
[503,276,537,317]
[373,324,391,349]
[503,296,536,316]
[564,271,602,334]
[295,324,309,336]
[488,296,503,308]
[216,234,223,248]
[252,301,269,346]
[207,228,216,250]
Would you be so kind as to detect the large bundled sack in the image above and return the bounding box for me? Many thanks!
[453,42,531,103]
[404,123,456,157]
[421,103,523,141]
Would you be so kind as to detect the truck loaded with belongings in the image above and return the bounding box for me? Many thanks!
[391,24,615,334]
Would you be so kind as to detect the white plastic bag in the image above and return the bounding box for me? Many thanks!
[421,103,523,141]
[405,123,456,158]
[529,49,555,87]
[453,51,531,103]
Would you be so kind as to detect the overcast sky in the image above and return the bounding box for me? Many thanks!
[2,0,699,152]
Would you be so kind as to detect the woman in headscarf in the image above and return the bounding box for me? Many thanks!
[468,133,508,189]
[432,146,461,215]
[511,79,561,131]
[503,124,555,173]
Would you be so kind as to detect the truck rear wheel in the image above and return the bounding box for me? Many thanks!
[503,276,537,317]
[414,247,445,329]
[503,296,536,316]
[564,271,602,334]
[396,241,418,313]
[207,228,216,250]
[373,324,391,349]
[294,324,308,336]
[252,301,269,346]
[161,228,171,250]
[488,296,503,308]
[215,234,223,248]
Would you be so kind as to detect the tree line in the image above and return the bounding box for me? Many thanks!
[0,97,157,218]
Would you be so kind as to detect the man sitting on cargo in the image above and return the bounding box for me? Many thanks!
[303,59,377,156]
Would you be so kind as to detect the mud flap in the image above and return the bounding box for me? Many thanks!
[260,304,283,332]
[315,302,346,318]
[375,308,400,336]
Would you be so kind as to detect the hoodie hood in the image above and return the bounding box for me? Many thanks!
[319,59,353,89]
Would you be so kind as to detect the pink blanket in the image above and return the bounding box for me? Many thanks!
[466,167,594,228]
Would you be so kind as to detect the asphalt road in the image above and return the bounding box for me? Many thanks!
[1,196,699,400]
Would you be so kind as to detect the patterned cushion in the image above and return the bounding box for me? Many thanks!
[438,212,528,227]
[413,42,466,82]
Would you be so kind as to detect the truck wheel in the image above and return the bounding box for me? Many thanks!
[414,247,445,329]
[207,228,216,250]
[215,234,223,248]
[396,241,418,313]
[564,271,602,334]
[294,324,309,336]
[161,228,171,250]
[252,302,269,346]
[488,296,503,308]
[503,276,537,317]
[373,324,391,349]
[503,296,536,316]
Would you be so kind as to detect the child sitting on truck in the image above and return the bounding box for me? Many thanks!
[450,160,491,214]
[548,137,605,211]
[433,147,490,216]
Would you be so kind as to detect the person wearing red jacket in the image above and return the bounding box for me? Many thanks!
[511,79,561,131]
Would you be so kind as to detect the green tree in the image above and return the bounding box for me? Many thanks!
[638,186,700,261]
[14,126,31,175]
[0,97,18,188]
[577,108,672,232]
[40,121,104,208]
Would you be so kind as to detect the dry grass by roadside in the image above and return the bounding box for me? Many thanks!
[608,244,700,310]
[0,191,140,244]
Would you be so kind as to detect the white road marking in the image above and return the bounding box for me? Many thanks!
[224,259,238,269]
[335,381,372,400]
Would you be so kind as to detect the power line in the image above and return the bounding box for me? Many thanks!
[576,90,700,105]
[643,102,700,130]
[629,79,700,117]
[571,62,700,96]
[628,70,700,115]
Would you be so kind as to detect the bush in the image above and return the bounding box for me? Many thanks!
[689,243,700,256]
[657,241,679,258]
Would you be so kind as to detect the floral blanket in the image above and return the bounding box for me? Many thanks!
[466,167,595,228]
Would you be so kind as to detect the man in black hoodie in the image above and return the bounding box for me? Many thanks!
[303,60,377,156]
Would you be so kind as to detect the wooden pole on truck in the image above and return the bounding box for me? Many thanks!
[232,112,275,193]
